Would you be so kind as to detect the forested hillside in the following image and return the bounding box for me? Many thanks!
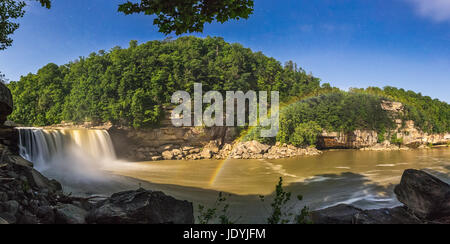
[7,36,450,137]
[350,87,450,134]
[8,36,321,128]
[243,92,396,145]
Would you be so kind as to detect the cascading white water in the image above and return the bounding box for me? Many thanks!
[17,128,117,183]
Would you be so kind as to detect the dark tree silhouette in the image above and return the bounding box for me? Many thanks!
[0,0,50,50]
[118,0,254,35]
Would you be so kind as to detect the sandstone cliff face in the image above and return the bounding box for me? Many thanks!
[318,130,378,149]
[317,101,450,149]
[108,125,238,161]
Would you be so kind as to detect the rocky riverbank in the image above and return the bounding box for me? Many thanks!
[311,169,450,224]
[132,140,322,161]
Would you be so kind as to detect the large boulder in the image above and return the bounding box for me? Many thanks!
[0,83,13,125]
[311,204,362,224]
[86,188,194,224]
[161,150,175,160]
[353,207,422,224]
[394,169,450,220]
[55,204,88,224]
[311,204,423,224]
[0,216,9,224]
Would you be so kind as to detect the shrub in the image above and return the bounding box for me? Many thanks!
[390,134,403,146]
[260,177,312,224]
[290,121,322,147]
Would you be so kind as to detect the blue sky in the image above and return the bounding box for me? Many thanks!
[1,0,449,102]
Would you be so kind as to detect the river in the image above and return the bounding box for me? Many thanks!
[103,148,450,223]
[17,128,450,223]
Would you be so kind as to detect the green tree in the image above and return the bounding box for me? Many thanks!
[118,0,254,35]
[9,36,322,128]
[290,121,323,147]
[0,0,50,50]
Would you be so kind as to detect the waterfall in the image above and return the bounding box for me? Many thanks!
[18,128,117,172]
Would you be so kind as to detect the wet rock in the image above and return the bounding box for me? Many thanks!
[0,192,8,202]
[311,204,362,224]
[23,168,62,193]
[0,216,9,224]
[0,212,16,224]
[353,206,422,224]
[394,169,450,220]
[86,188,194,224]
[36,206,56,224]
[55,204,88,224]
[17,211,39,224]
[2,200,19,215]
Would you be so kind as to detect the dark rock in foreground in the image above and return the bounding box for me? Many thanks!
[353,206,422,224]
[311,205,422,224]
[0,130,194,224]
[86,188,194,224]
[394,169,450,220]
[312,169,450,224]
[311,204,362,224]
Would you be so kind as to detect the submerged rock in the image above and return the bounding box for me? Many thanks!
[86,188,194,224]
[394,169,450,220]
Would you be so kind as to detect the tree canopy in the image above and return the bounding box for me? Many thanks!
[0,0,50,50]
[8,36,321,128]
[1,0,252,51]
[7,36,450,140]
[350,87,450,134]
[118,0,254,35]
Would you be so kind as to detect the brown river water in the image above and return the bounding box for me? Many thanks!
[95,148,449,223]
[19,128,450,223]
[36,146,448,223]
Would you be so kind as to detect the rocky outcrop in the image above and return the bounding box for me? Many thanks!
[318,100,450,150]
[394,169,450,220]
[0,136,63,224]
[55,203,89,224]
[219,141,321,160]
[311,204,421,224]
[108,126,237,161]
[352,206,422,224]
[397,120,450,147]
[310,204,362,224]
[360,140,410,151]
[112,137,322,162]
[0,83,13,125]
[318,130,378,149]
[86,188,194,224]
[311,169,450,224]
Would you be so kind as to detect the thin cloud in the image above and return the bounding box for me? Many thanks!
[407,0,450,22]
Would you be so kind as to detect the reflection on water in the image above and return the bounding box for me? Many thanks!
[105,148,450,212]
